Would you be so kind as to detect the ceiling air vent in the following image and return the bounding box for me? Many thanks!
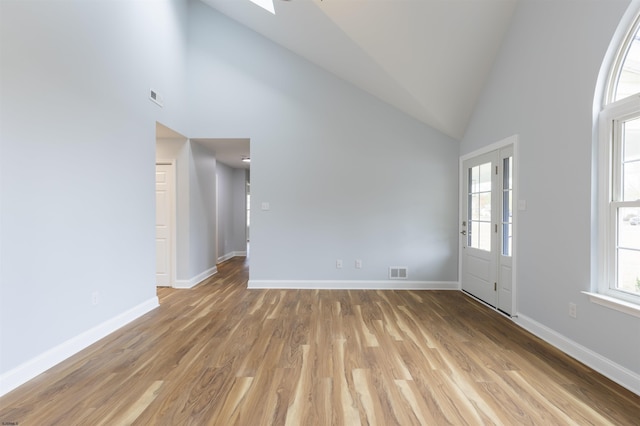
[389,266,408,280]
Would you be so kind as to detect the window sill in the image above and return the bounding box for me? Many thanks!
[582,292,640,318]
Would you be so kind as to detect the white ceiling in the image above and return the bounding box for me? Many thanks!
[200,0,518,140]
[193,138,251,169]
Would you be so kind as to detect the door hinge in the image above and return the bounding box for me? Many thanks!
[495,165,498,175]
[495,224,498,233]
[494,282,497,291]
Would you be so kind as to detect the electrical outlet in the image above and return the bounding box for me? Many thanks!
[92,291,100,306]
[569,302,577,318]
[355,259,362,269]
[336,259,343,269]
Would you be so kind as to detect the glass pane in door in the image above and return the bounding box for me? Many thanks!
[502,156,513,256]
[468,162,492,251]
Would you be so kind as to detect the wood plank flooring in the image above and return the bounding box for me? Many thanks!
[1,257,639,425]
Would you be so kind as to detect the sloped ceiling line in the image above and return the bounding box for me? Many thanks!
[201,0,518,140]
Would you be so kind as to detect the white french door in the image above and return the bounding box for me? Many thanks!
[461,145,514,315]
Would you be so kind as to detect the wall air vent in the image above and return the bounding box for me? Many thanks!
[389,266,408,280]
[149,88,163,107]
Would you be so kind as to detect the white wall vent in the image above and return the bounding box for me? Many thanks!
[389,266,408,280]
[149,88,163,107]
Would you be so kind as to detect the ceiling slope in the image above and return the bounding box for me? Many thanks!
[200,0,517,140]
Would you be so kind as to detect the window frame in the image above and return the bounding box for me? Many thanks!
[606,13,640,105]
[596,94,640,310]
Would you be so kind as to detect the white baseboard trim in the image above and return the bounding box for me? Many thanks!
[514,313,640,396]
[217,252,234,263]
[217,251,247,264]
[248,280,459,290]
[0,297,159,398]
[173,266,217,289]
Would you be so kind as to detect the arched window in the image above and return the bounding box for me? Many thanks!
[609,18,640,103]
[595,12,640,313]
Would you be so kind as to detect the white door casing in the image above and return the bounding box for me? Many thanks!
[156,163,175,287]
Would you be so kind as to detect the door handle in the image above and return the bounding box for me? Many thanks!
[460,230,466,235]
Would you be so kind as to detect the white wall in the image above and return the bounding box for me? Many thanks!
[187,1,460,285]
[461,0,640,385]
[0,0,189,389]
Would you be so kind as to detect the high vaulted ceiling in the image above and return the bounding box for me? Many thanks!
[200,0,518,140]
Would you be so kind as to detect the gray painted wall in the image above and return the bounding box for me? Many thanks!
[187,1,460,283]
[0,0,189,374]
[461,0,640,376]
[232,168,248,253]
[188,142,218,278]
[216,163,247,260]
[216,162,233,260]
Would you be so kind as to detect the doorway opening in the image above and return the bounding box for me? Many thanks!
[155,123,185,289]
[155,125,250,291]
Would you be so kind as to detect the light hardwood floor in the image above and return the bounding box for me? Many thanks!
[1,257,639,425]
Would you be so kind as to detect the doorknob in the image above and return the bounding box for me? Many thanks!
[460,230,466,235]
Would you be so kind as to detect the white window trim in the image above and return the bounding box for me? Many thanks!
[583,291,640,318]
[595,93,640,314]
[606,21,640,104]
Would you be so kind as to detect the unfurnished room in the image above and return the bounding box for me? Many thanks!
[1,0,639,424]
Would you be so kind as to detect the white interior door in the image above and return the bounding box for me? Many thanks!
[156,163,174,287]
[461,147,514,315]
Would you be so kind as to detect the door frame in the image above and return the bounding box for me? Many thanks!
[156,160,177,288]
[458,135,519,316]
